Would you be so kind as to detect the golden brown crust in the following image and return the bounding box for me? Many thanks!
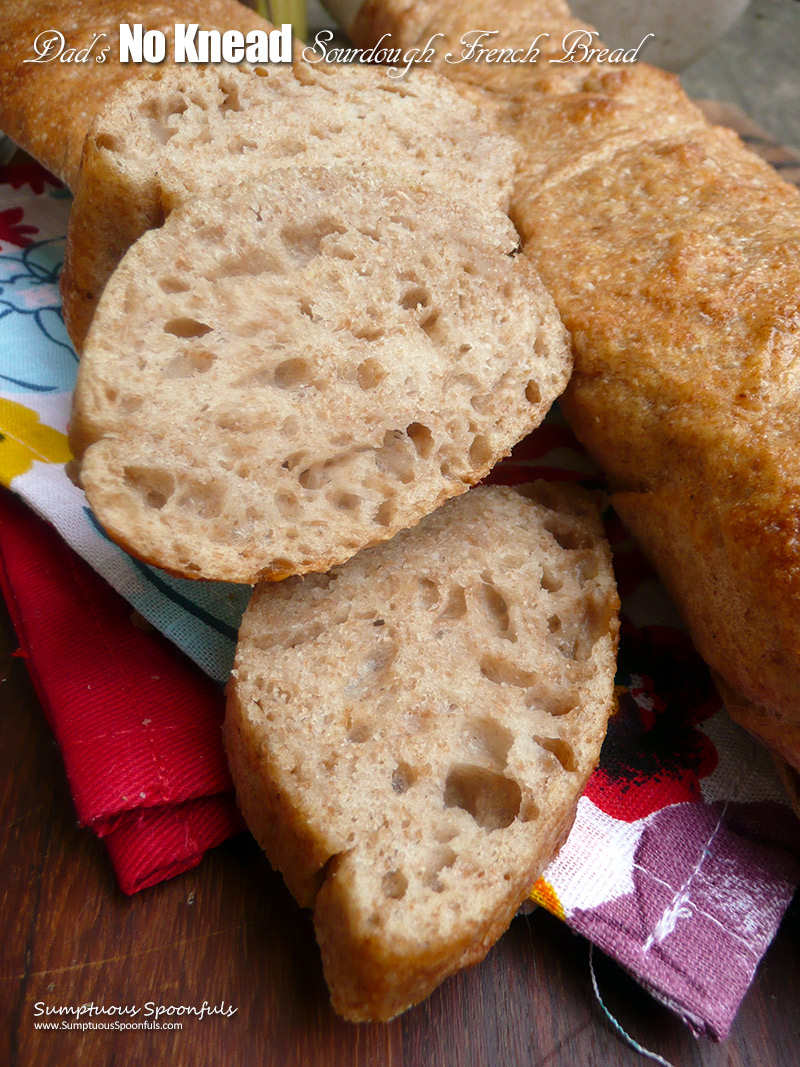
[0,1,274,189]
[313,802,577,1021]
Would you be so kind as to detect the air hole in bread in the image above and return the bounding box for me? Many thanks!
[548,614,562,633]
[382,870,408,900]
[420,310,441,340]
[284,451,306,472]
[525,380,542,405]
[433,821,458,843]
[443,764,521,831]
[352,321,385,342]
[480,655,538,689]
[519,797,540,822]
[525,687,579,717]
[298,298,314,320]
[95,131,121,152]
[176,481,225,519]
[298,465,326,491]
[438,585,467,621]
[145,120,176,145]
[215,409,244,431]
[275,492,300,518]
[158,276,190,294]
[232,138,258,155]
[356,358,386,388]
[329,244,356,261]
[345,641,398,699]
[423,847,457,892]
[163,317,212,339]
[577,554,602,581]
[141,95,186,143]
[348,721,372,744]
[281,219,346,266]
[287,622,324,649]
[123,466,175,510]
[541,567,564,594]
[219,83,243,113]
[163,349,215,379]
[274,357,312,389]
[469,435,493,468]
[418,577,439,610]
[465,716,513,768]
[400,285,431,311]
[331,491,362,514]
[544,520,593,552]
[374,500,395,527]
[470,392,494,415]
[376,430,415,484]
[533,735,577,772]
[391,762,416,795]
[478,578,514,639]
[118,396,143,415]
[402,424,431,461]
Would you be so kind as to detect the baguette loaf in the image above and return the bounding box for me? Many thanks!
[61,61,516,351]
[345,0,800,777]
[224,482,620,1019]
[70,167,572,582]
[0,0,275,189]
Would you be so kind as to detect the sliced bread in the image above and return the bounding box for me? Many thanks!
[61,61,516,350]
[0,0,276,190]
[70,166,572,583]
[223,481,620,1020]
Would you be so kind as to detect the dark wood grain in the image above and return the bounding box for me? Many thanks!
[1,596,799,1067]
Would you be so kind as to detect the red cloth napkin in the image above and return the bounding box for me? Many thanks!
[0,488,244,893]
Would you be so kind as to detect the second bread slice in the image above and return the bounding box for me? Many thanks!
[70,166,572,583]
[224,482,620,1019]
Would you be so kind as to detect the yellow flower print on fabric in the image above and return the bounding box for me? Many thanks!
[0,398,72,487]
[530,876,565,921]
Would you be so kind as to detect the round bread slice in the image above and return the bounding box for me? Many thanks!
[61,60,517,350]
[71,166,572,583]
[224,482,620,1020]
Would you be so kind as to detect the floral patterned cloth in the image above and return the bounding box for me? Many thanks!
[1,144,798,1041]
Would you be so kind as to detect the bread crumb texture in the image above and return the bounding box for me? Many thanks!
[224,483,619,1019]
[61,61,516,349]
[72,167,571,582]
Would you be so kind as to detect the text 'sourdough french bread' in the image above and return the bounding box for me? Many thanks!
[224,482,620,1020]
[70,167,572,582]
[342,0,800,776]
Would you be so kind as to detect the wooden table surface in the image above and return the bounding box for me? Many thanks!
[2,596,799,1067]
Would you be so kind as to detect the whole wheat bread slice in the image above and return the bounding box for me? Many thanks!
[0,0,277,190]
[224,482,620,1020]
[61,61,516,350]
[70,166,572,583]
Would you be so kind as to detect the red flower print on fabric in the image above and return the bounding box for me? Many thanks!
[585,621,721,822]
[0,207,38,249]
[1,155,62,195]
